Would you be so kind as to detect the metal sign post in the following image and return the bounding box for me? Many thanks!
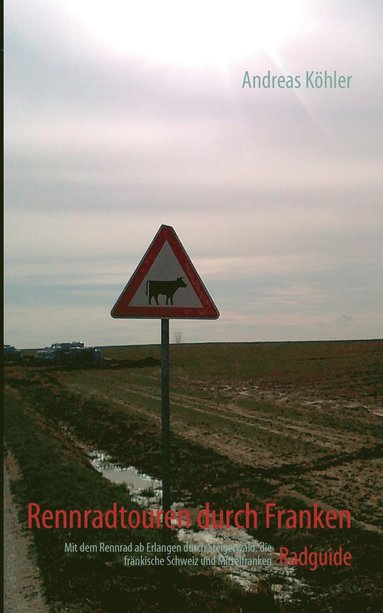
[161,318,171,545]
[111,224,219,548]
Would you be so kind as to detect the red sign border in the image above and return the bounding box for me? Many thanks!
[111,225,220,319]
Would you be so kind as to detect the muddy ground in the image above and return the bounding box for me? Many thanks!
[4,451,49,612]
[4,340,383,612]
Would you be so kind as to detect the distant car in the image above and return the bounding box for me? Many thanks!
[36,348,56,360]
[65,346,102,364]
[4,345,22,363]
[35,342,102,365]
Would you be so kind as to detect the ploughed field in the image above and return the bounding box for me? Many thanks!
[4,340,383,612]
[57,340,383,526]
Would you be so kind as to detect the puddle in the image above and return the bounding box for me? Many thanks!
[178,526,306,599]
[90,450,308,603]
[89,451,162,508]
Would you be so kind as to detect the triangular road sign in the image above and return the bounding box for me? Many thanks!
[111,225,220,319]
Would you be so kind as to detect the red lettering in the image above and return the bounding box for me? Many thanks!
[234,510,244,528]
[338,509,352,528]
[41,509,54,528]
[265,502,276,528]
[325,510,338,528]
[343,551,352,565]
[177,509,191,529]
[279,546,289,564]
[105,504,117,529]
[244,503,258,528]
[164,509,176,529]
[27,502,41,528]
[55,509,68,528]
[197,504,210,528]
[129,510,141,529]
[119,506,129,529]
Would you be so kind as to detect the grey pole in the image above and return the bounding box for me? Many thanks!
[161,318,171,545]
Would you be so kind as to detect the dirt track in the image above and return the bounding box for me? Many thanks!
[4,452,48,613]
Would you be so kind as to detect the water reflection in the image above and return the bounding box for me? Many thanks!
[89,450,307,603]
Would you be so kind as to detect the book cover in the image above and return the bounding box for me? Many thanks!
[4,1,382,612]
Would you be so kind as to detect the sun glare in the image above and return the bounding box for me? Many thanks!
[65,0,303,67]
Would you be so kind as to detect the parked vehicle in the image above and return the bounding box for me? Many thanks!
[36,341,102,365]
[3,345,22,363]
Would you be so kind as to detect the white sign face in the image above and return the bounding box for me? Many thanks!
[129,242,203,308]
[111,224,219,319]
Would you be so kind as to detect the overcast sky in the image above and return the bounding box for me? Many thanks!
[4,0,383,348]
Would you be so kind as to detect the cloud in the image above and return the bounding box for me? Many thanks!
[4,0,383,347]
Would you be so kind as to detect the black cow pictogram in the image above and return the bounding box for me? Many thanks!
[145,277,187,305]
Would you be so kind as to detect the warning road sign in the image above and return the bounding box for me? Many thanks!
[111,225,219,319]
